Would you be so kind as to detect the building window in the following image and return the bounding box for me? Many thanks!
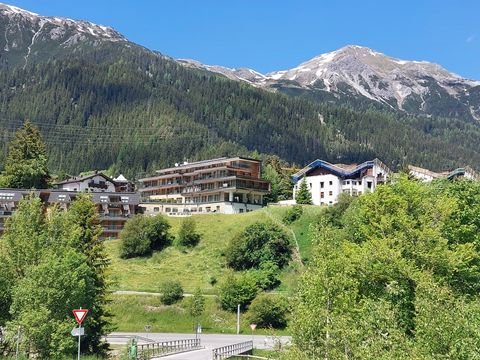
[153,207,159,212]
[329,191,333,196]
[320,192,324,199]
[239,209,244,213]
[367,181,373,189]
[346,181,350,185]
[320,182,324,188]
[329,181,333,186]
[309,183,312,188]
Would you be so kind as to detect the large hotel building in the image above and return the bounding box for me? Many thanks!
[138,157,270,214]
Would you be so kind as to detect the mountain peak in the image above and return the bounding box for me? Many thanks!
[0,3,38,17]
[0,2,126,43]
[179,45,480,120]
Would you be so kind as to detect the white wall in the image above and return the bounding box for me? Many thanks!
[141,201,263,215]
[59,175,116,192]
[293,162,389,205]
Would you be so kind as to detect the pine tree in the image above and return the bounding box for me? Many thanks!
[296,177,312,205]
[0,121,50,189]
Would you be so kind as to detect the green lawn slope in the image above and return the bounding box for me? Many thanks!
[106,206,325,333]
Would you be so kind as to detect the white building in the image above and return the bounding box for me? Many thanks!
[54,172,117,192]
[292,159,392,205]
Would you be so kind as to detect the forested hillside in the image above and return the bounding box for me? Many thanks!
[1,7,480,178]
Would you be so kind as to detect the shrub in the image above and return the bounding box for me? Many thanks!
[148,215,173,251]
[218,272,258,312]
[176,217,201,247]
[120,215,151,258]
[225,222,292,270]
[282,205,304,224]
[247,294,289,329]
[208,275,218,286]
[248,261,281,290]
[120,215,171,258]
[159,280,184,305]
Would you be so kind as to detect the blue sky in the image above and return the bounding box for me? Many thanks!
[5,0,480,79]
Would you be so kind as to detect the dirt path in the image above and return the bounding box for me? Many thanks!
[264,210,304,268]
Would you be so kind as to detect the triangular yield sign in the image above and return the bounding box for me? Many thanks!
[72,309,89,325]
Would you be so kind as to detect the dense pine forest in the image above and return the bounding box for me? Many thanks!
[1,38,480,178]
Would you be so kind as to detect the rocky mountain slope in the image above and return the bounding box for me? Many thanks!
[0,3,127,68]
[182,45,480,121]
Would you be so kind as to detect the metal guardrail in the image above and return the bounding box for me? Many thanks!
[137,338,201,359]
[212,341,253,360]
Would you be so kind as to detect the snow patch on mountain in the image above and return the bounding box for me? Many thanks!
[0,2,126,45]
[177,45,480,119]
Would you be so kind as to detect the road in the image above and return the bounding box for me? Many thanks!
[106,332,291,360]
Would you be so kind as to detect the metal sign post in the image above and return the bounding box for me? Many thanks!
[77,326,81,360]
[144,325,152,340]
[72,308,89,360]
[15,326,21,360]
[249,323,257,346]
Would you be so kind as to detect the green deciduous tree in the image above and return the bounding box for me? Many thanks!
[188,288,205,334]
[247,294,289,329]
[0,121,50,189]
[262,156,293,204]
[9,250,94,359]
[120,214,171,258]
[67,194,111,356]
[225,222,292,271]
[177,217,201,247]
[0,195,110,359]
[218,272,258,312]
[159,280,184,305]
[286,177,480,359]
[295,177,312,205]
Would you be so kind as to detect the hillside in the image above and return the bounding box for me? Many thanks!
[1,3,480,178]
[106,206,323,334]
[106,206,323,293]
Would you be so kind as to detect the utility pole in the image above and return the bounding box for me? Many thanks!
[236,304,240,334]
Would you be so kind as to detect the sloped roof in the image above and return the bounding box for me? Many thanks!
[292,158,390,183]
[54,172,116,186]
[114,174,128,182]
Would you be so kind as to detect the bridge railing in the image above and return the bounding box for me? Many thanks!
[136,338,201,359]
[212,341,253,360]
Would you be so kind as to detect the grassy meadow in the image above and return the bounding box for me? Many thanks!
[105,206,325,333]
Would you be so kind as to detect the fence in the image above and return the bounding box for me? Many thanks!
[212,341,253,360]
[136,338,201,359]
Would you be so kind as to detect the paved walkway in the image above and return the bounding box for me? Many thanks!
[113,290,216,297]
